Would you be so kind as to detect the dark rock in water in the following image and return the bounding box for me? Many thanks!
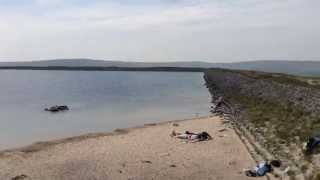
[44,105,69,112]
[57,105,69,111]
[44,106,58,112]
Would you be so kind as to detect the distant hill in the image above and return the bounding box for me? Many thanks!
[216,60,320,77]
[0,59,214,68]
[0,59,320,76]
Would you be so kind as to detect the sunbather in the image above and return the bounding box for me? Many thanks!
[245,162,271,177]
[245,160,281,177]
[171,131,212,142]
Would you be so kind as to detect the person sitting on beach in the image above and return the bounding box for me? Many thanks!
[171,130,212,143]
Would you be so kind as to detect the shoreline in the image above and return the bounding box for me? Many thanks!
[0,116,272,180]
[0,116,211,156]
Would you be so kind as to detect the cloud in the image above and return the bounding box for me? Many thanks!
[0,0,319,61]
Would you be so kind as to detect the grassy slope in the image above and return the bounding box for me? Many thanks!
[233,69,320,89]
[206,68,320,178]
[227,70,320,147]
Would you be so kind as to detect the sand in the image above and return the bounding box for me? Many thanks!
[0,116,270,180]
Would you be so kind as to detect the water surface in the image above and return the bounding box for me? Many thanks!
[0,70,211,149]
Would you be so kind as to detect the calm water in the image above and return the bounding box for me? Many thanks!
[0,70,211,149]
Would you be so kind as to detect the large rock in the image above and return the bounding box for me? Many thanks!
[44,105,69,112]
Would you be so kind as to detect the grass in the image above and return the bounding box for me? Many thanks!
[236,70,320,89]
[229,95,320,152]
[207,68,320,89]
[205,68,320,178]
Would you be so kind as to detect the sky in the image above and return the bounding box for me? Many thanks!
[0,0,319,62]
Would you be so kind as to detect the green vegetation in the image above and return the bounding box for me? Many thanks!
[206,69,320,146]
[208,68,320,89]
[229,95,320,154]
[205,68,320,178]
[235,69,320,89]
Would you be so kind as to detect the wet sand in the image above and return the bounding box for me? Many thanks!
[0,116,270,180]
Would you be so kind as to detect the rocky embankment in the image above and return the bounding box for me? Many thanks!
[204,68,320,180]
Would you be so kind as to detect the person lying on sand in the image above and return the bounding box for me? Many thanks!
[245,160,281,177]
[171,131,212,143]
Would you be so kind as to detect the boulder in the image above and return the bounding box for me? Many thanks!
[45,105,69,112]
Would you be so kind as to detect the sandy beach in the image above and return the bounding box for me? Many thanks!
[0,116,270,180]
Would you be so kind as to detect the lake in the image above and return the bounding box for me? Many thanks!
[0,70,211,149]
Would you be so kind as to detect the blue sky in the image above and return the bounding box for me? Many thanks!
[0,0,319,62]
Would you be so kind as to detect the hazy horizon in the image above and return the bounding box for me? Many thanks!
[1,0,320,62]
[1,58,320,64]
